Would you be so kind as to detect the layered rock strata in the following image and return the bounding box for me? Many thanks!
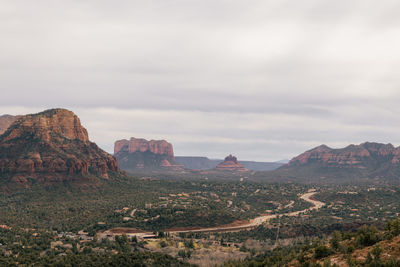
[288,142,400,167]
[114,138,182,171]
[0,109,119,183]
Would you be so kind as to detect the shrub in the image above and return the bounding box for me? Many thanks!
[355,226,381,247]
[314,245,332,259]
[385,219,400,239]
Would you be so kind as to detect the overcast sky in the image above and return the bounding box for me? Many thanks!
[2,0,400,161]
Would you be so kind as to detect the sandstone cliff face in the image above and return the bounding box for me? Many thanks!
[114,137,174,157]
[114,138,181,171]
[216,155,248,172]
[0,115,19,135]
[3,109,89,143]
[0,108,119,183]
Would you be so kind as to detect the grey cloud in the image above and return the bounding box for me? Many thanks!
[1,0,400,160]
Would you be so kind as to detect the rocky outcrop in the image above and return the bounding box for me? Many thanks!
[0,108,120,184]
[2,109,89,143]
[216,155,248,172]
[0,115,19,135]
[114,138,182,171]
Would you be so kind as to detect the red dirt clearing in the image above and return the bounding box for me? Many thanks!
[108,227,148,234]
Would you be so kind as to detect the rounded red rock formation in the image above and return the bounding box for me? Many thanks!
[216,154,248,172]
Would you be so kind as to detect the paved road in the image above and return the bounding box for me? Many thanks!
[166,191,325,234]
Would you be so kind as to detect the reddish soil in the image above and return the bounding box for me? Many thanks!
[165,220,249,232]
[108,227,148,234]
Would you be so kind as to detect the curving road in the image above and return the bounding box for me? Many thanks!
[166,191,325,234]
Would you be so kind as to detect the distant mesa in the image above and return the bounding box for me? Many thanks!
[216,155,249,172]
[175,156,222,170]
[114,137,183,171]
[114,137,174,157]
[0,108,120,186]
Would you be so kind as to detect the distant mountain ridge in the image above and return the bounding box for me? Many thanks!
[240,160,284,171]
[175,156,283,171]
[175,156,221,170]
[288,142,399,166]
[260,142,400,183]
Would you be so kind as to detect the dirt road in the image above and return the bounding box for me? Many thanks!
[166,191,325,234]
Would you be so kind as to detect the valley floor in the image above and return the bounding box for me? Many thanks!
[1,178,400,266]
[101,190,325,237]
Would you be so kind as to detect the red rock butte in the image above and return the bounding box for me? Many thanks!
[216,155,248,172]
[114,137,182,170]
[2,109,89,143]
[114,137,174,157]
[0,108,120,184]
